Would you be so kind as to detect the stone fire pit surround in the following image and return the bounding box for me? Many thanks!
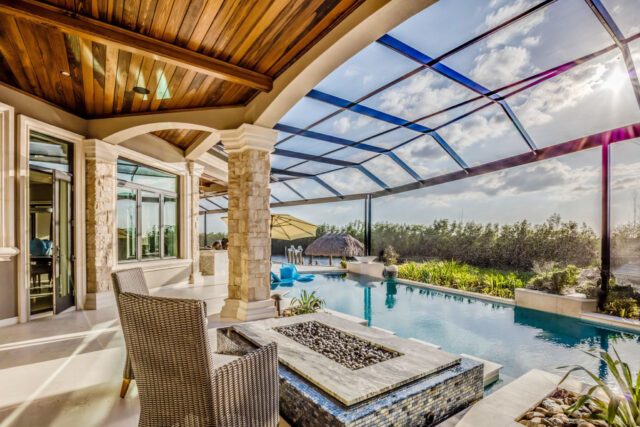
[223,312,463,405]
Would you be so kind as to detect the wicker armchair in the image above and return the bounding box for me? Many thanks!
[111,268,149,398]
[118,293,279,427]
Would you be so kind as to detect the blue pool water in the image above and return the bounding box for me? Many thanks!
[272,273,640,390]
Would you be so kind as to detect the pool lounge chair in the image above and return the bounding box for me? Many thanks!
[271,271,293,288]
[281,264,314,282]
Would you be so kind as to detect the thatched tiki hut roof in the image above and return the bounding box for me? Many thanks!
[305,233,364,257]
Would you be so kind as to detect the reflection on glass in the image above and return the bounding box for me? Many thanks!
[163,196,178,257]
[117,188,137,261]
[117,158,178,192]
[141,192,160,259]
[29,132,71,172]
[58,180,71,297]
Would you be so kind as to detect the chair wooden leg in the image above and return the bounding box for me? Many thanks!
[120,378,131,398]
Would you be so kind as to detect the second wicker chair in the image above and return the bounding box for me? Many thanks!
[112,268,149,398]
[118,292,279,427]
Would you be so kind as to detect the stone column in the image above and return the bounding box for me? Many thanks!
[219,124,278,321]
[84,139,117,309]
[188,161,204,284]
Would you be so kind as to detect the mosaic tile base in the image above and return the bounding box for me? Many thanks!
[217,327,483,426]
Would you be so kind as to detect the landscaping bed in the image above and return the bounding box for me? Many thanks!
[517,389,606,427]
[397,260,534,299]
[397,261,639,319]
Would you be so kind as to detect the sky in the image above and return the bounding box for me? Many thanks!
[203,0,640,234]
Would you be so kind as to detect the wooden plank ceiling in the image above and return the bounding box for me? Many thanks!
[0,0,364,148]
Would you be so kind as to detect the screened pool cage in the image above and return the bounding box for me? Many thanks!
[200,0,640,294]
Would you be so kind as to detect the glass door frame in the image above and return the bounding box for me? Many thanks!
[53,169,74,314]
[17,115,85,323]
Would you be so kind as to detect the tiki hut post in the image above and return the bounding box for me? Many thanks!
[329,255,333,266]
[308,255,313,265]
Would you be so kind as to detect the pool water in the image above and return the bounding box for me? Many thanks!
[272,273,640,391]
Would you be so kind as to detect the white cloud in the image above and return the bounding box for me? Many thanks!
[332,114,373,135]
[510,56,612,127]
[471,45,533,88]
[344,65,374,87]
[437,104,513,150]
[371,71,474,120]
[393,158,599,208]
[485,4,546,48]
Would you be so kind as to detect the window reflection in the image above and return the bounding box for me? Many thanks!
[117,188,137,261]
[117,158,178,192]
[116,158,179,262]
[163,195,178,257]
[141,192,160,259]
[29,132,71,172]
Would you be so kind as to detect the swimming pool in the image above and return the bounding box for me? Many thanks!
[271,273,640,390]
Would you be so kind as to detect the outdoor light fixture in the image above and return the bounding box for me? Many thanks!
[133,86,151,95]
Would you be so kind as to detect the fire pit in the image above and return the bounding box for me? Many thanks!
[274,321,400,370]
[217,313,483,426]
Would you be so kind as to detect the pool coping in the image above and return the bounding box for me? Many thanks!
[394,278,516,306]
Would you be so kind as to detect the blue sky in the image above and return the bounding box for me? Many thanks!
[204,0,640,234]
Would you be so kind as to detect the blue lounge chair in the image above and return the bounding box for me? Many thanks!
[271,271,293,288]
[281,264,314,282]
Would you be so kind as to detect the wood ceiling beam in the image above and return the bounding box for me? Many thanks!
[0,0,273,91]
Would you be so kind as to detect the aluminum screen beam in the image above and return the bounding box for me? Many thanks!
[386,152,422,181]
[274,148,357,167]
[210,122,640,213]
[600,135,611,309]
[585,0,640,108]
[274,124,425,181]
[273,123,386,153]
[356,165,390,190]
[306,89,468,170]
[377,34,537,153]
[201,123,640,214]
[282,181,307,201]
[312,176,343,199]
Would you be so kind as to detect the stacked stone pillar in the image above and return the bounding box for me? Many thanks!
[188,161,204,284]
[220,124,278,321]
[84,139,117,309]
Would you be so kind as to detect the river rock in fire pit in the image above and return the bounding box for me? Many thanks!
[275,321,401,370]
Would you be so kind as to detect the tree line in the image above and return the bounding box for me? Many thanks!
[212,214,639,273]
[273,214,605,271]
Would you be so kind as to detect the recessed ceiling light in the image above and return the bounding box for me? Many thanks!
[60,71,71,77]
[133,86,150,95]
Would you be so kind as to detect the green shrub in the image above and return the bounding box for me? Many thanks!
[289,290,325,315]
[382,245,399,266]
[526,265,580,295]
[397,260,533,299]
[559,348,639,426]
[604,297,639,319]
[340,259,347,269]
[603,285,640,319]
